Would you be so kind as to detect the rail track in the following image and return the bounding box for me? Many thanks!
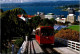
[41,44,60,54]
[23,38,60,54]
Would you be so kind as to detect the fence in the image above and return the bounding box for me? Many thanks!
[55,37,80,51]
[68,40,80,51]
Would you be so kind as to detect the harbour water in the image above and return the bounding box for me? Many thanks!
[1,2,79,19]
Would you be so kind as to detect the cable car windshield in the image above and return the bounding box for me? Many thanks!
[41,28,53,36]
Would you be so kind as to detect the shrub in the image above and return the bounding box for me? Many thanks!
[55,29,79,42]
[14,38,23,47]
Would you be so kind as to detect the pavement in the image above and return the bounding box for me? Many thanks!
[53,47,80,54]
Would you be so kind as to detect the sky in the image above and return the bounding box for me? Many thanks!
[0,0,79,3]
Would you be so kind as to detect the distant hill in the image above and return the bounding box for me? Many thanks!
[1,1,79,8]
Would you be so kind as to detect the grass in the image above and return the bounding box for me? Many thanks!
[68,25,80,32]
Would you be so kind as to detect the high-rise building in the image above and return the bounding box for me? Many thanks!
[78,15,80,22]
[67,8,76,23]
[67,14,76,23]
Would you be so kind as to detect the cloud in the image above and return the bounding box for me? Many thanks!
[0,0,79,3]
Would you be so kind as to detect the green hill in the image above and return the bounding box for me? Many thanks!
[68,25,80,32]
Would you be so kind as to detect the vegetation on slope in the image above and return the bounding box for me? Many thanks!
[55,28,79,42]
[1,8,33,53]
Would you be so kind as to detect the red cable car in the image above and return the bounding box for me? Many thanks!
[35,26,54,45]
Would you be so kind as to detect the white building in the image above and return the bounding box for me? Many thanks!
[67,8,76,23]
[17,14,26,21]
[60,18,66,23]
[45,13,57,19]
[55,17,60,22]
[55,17,66,23]
[17,14,35,21]
[67,14,76,23]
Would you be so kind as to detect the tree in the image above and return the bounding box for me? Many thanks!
[1,8,27,41]
[39,18,53,26]
[50,18,57,25]
[1,8,33,53]
[0,9,3,13]
[31,16,41,29]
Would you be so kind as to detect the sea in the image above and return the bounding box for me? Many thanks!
[1,1,79,19]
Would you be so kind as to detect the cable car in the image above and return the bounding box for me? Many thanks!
[35,26,54,45]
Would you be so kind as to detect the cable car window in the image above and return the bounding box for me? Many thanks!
[41,28,53,36]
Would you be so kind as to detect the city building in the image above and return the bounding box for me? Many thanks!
[78,15,80,22]
[17,14,27,21]
[36,12,64,20]
[55,17,60,22]
[45,13,64,19]
[60,18,66,23]
[17,14,35,21]
[45,13,57,19]
[55,17,66,23]
[67,14,76,23]
[67,8,76,23]
[36,12,45,19]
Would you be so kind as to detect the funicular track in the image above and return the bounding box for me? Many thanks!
[41,44,60,54]
[24,39,44,54]
[24,38,60,54]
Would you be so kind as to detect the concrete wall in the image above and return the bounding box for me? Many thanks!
[55,37,80,51]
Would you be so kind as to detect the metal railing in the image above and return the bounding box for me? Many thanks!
[68,40,80,51]
[55,37,80,51]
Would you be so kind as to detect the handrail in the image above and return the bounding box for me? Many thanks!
[17,41,26,54]
[68,40,80,51]
[17,47,22,54]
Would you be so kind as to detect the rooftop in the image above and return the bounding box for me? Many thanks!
[17,14,35,18]
[47,13,54,15]
[69,14,74,16]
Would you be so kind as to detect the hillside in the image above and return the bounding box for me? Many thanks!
[67,25,80,32]
[55,4,79,12]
